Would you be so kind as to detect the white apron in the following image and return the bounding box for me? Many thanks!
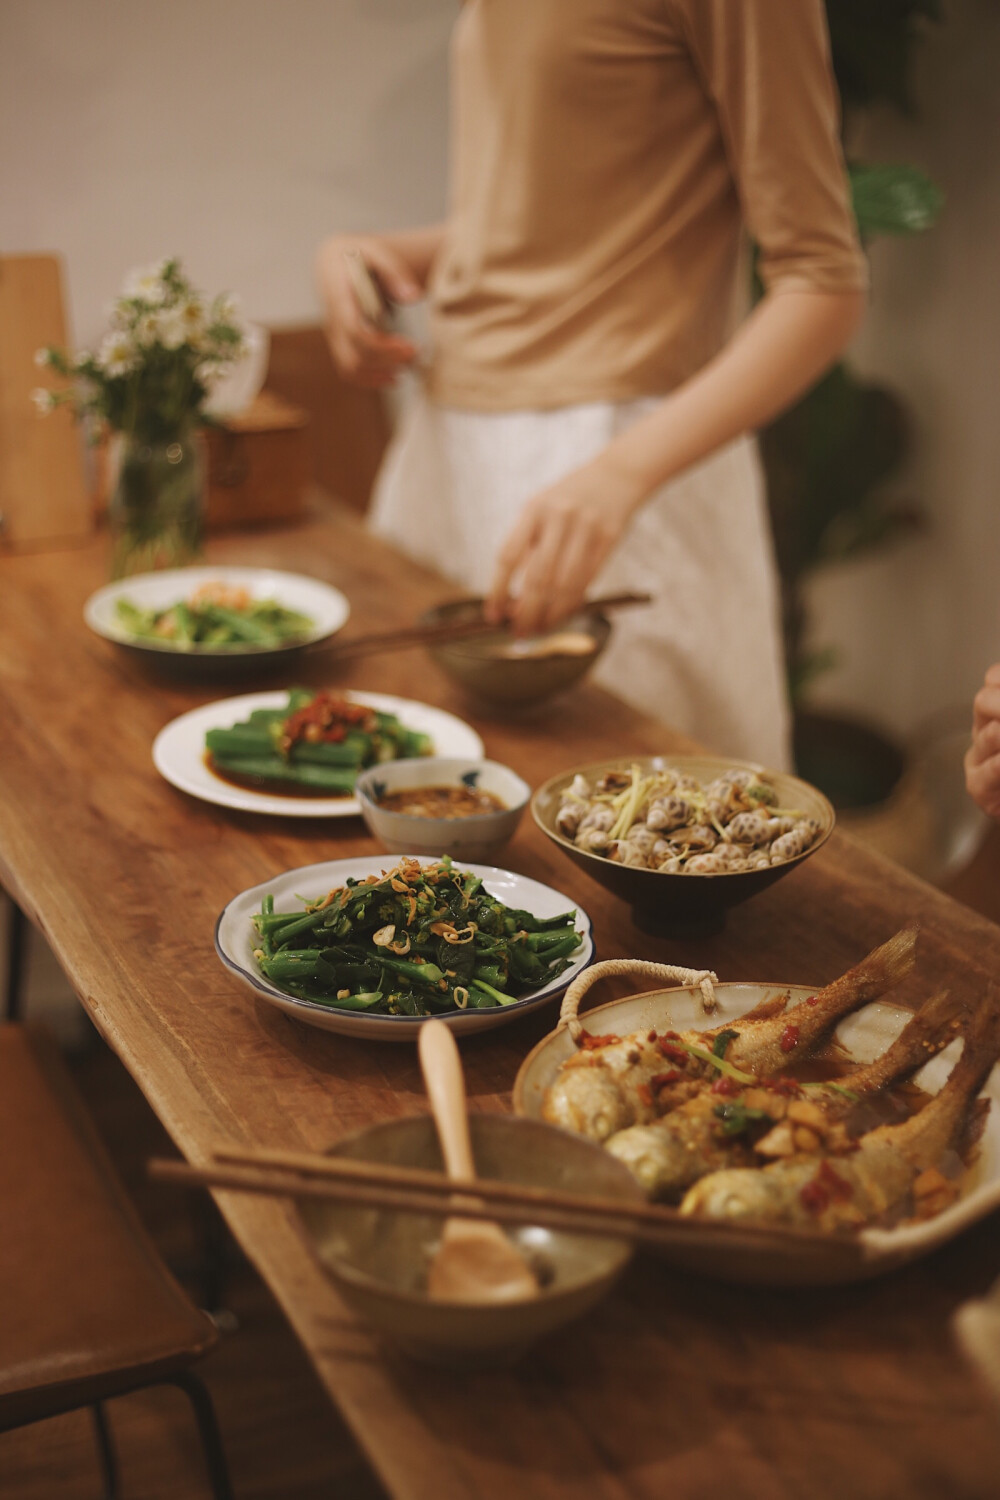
[369,388,791,771]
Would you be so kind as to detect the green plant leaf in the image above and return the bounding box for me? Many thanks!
[850,162,945,238]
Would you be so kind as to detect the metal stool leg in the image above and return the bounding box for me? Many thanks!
[165,1370,236,1500]
[4,899,28,1022]
[90,1401,121,1499]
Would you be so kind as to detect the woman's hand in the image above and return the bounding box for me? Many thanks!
[487,287,864,638]
[486,454,645,634]
[966,664,1000,821]
[316,233,423,388]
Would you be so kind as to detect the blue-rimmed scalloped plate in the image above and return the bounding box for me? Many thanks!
[214,856,594,1040]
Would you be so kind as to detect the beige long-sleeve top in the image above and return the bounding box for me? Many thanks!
[426,0,868,412]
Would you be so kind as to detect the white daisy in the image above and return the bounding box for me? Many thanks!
[156,308,189,350]
[134,310,165,347]
[177,296,205,340]
[212,292,241,325]
[31,388,55,414]
[34,347,52,368]
[122,260,169,305]
[97,330,136,377]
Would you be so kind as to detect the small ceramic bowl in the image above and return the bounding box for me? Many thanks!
[297,1113,642,1367]
[532,753,835,938]
[355,758,531,862]
[420,598,610,709]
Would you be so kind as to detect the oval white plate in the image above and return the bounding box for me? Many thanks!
[153,690,485,818]
[215,856,594,1040]
[84,565,350,658]
[514,982,1000,1285]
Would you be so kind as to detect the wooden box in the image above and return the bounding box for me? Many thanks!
[204,389,309,530]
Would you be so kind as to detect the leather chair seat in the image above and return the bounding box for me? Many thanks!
[0,1025,218,1430]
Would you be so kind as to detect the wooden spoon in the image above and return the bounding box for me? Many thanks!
[418,1020,540,1304]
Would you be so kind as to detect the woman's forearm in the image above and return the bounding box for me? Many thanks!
[598,287,867,502]
[487,285,866,632]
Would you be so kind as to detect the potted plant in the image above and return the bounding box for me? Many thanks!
[762,0,944,810]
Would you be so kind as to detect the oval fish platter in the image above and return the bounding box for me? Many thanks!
[513,982,1000,1286]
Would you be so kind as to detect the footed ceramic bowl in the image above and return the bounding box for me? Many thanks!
[297,1112,642,1368]
[532,753,834,937]
[355,758,530,862]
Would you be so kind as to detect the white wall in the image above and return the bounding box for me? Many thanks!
[2,0,454,341]
[4,0,997,745]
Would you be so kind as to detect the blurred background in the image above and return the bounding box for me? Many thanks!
[2,6,998,1492]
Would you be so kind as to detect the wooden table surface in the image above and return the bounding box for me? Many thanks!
[3,499,1000,1500]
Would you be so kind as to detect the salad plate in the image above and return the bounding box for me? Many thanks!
[153,690,484,818]
[215,856,594,1040]
[84,565,351,675]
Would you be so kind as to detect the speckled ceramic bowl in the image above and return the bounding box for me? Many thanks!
[297,1112,642,1368]
[420,599,610,709]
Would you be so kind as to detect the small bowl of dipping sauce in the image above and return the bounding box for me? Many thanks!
[356,758,531,862]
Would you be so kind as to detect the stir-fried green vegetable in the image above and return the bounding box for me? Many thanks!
[251,856,582,1016]
[116,594,313,649]
[206,689,432,793]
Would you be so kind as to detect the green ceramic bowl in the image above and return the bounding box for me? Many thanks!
[297,1113,641,1368]
[420,598,610,709]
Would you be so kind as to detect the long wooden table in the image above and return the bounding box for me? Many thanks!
[4,499,1000,1499]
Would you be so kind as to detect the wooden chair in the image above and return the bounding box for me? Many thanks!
[0,1024,234,1499]
[262,323,391,513]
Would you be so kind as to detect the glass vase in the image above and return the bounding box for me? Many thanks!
[108,423,205,579]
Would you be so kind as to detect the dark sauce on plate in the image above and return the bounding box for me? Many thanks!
[203,752,352,800]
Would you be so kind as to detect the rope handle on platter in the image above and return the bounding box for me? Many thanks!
[557,959,719,1043]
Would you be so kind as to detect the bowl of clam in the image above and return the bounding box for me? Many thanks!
[532,755,835,936]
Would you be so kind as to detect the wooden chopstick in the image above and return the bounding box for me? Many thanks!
[147,1147,865,1263]
[314,591,652,662]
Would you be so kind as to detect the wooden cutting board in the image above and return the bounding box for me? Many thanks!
[0,254,92,547]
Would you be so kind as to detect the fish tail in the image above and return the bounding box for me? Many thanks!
[848,988,964,1094]
[841,926,919,1001]
[807,927,918,1023]
[870,987,1000,1164]
[936,989,1000,1108]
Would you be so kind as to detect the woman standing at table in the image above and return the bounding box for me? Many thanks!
[317,0,867,770]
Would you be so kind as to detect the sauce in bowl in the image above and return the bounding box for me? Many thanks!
[378,785,507,819]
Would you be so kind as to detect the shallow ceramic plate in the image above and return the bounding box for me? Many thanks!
[215,856,594,1040]
[513,982,1000,1285]
[152,690,485,818]
[84,565,350,672]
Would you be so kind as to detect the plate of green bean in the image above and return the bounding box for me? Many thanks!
[214,854,594,1039]
[84,566,351,677]
[152,689,484,817]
